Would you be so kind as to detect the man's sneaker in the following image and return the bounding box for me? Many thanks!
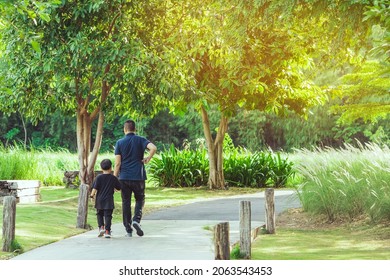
[132,221,144,236]
[104,230,111,238]
[98,226,105,237]
[125,232,132,237]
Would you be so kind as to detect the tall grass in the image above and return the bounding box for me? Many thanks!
[0,144,114,186]
[0,144,79,185]
[292,142,390,223]
[0,145,37,180]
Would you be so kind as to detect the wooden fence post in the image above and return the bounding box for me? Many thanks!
[2,196,17,252]
[214,222,230,260]
[265,188,275,234]
[76,184,89,229]
[239,200,251,259]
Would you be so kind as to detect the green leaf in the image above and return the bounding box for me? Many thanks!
[39,13,51,23]
[31,40,41,54]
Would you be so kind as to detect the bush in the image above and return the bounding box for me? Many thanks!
[269,152,295,188]
[148,143,295,188]
[148,144,208,188]
[224,148,294,188]
[224,149,271,188]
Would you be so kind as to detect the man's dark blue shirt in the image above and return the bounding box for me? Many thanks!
[114,133,150,180]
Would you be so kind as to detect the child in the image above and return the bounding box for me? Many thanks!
[90,159,121,238]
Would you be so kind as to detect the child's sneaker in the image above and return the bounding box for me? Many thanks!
[98,226,105,237]
[104,230,111,238]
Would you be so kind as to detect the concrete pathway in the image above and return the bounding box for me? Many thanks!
[11,190,299,260]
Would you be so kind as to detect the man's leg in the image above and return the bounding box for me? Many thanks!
[120,180,133,234]
[131,180,145,236]
[132,180,145,223]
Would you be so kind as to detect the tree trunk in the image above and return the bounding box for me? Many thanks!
[74,62,110,228]
[76,184,89,229]
[201,105,228,189]
[75,106,104,229]
[88,109,104,184]
[76,108,105,186]
[76,111,88,185]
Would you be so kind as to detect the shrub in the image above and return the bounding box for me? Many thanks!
[148,144,208,188]
[269,152,295,188]
[224,149,272,188]
[149,143,294,189]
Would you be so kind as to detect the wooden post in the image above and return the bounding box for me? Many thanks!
[214,222,230,260]
[265,188,275,234]
[76,184,89,229]
[239,200,251,259]
[2,196,16,252]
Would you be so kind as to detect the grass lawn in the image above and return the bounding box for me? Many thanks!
[252,226,390,260]
[251,209,390,260]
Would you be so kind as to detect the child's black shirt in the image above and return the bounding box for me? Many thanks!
[92,174,121,210]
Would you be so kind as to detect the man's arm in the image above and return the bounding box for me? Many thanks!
[114,154,121,177]
[142,142,157,164]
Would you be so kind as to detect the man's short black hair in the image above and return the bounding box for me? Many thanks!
[100,159,112,170]
[124,119,136,132]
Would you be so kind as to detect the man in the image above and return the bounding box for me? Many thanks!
[114,120,157,237]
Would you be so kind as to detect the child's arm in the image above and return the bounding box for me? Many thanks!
[90,188,97,198]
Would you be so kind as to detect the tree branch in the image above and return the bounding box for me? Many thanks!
[201,104,216,152]
[88,109,104,172]
[106,11,121,39]
[90,64,111,120]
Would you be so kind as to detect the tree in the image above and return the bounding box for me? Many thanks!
[163,0,382,189]
[166,1,316,188]
[0,1,185,185]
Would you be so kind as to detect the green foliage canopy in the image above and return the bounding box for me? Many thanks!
[0,0,185,122]
[0,0,191,184]
[332,60,390,123]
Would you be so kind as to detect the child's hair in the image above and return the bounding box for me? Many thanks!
[100,159,112,171]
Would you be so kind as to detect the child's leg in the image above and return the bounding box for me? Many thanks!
[97,209,105,237]
[97,209,105,228]
[104,209,114,231]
